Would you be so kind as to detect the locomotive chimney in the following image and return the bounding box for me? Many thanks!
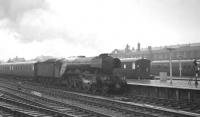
[137,42,140,51]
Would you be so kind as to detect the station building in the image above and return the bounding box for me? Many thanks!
[111,43,200,61]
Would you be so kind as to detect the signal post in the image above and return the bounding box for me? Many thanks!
[194,59,200,86]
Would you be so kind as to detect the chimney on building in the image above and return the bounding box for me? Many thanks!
[137,42,140,51]
[148,46,153,61]
[148,46,152,51]
[125,44,130,53]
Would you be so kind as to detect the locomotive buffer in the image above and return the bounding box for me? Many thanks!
[194,59,200,86]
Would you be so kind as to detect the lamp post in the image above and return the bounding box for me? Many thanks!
[166,47,176,84]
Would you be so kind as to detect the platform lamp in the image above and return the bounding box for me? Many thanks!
[178,56,183,77]
[166,47,176,84]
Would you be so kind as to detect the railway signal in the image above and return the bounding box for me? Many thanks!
[194,59,198,66]
[193,59,200,86]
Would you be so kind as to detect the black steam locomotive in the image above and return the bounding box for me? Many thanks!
[0,54,127,94]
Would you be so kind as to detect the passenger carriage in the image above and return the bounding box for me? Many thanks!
[119,58,152,79]
[151,59,200,77]
[0,61,36,79]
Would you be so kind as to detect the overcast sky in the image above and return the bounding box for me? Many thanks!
[0,0,200,60]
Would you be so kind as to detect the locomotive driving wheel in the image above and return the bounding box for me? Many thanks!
[90,84,97,94]
[101,85,109,95]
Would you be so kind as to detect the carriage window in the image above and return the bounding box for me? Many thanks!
[123,64,126,69]
[132,63,135,69]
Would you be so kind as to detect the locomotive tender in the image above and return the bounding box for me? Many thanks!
[0,54,127,93]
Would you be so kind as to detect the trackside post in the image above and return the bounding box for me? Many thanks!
[193,59,200,86]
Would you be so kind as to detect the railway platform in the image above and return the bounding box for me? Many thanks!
[127,79,200,90]
[127,78,200,103]
[154,75,200,81]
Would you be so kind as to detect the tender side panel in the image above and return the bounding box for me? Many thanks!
[36,62,55,78]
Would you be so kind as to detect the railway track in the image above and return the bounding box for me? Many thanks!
[0,94,74,117]
[0,83,112,117]
[0,94,110,117]
[24,85,200,117]
[0,78,199,117]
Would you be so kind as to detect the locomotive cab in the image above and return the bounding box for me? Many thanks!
[90,54,127,93]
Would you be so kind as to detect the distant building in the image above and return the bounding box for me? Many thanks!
[7,56,26,63]
[111,43,200,60]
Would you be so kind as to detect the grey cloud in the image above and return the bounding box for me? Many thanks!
[0,0,55,43]
[0,0,98,48]
[0,0,47,21]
